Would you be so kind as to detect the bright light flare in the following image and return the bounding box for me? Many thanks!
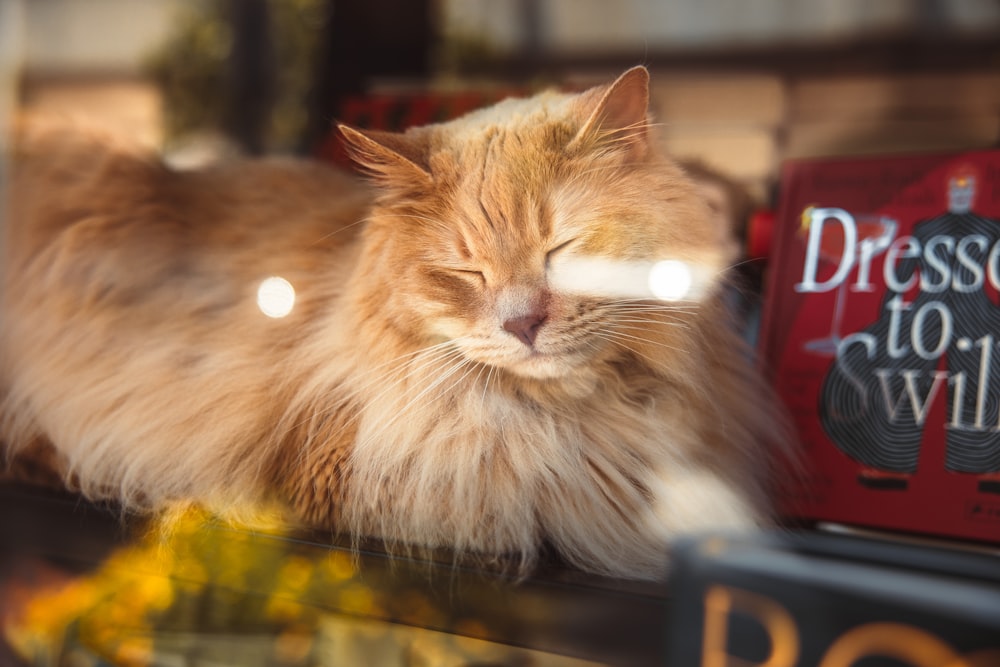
[550,257,705,301]
[647,260,693,301]
[257,276,296,318]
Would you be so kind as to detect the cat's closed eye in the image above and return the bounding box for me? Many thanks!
[545,239,576,267]
[448,268,486,285]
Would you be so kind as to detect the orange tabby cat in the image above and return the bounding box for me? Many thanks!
[1,68,786,579]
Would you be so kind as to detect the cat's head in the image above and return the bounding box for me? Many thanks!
[340,67,726,381]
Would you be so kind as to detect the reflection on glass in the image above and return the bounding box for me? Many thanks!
[551,257,701,302]
[257,276,296,318]
[647,260,693,301]
[3,508,605,666]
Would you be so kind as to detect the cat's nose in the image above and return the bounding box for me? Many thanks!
[503,312,547,347]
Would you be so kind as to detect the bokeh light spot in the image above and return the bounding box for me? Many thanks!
[257,276,296,318]
[648,260,693,301]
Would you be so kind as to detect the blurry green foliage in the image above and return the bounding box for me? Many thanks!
[144,0,327,151]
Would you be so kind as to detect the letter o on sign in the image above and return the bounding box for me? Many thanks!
[819,622,963,667]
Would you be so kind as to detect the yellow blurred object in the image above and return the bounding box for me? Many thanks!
[3,504,609,666]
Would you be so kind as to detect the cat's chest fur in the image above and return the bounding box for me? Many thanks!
[335,341,697,575]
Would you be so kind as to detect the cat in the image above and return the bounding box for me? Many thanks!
[0,67,788,580]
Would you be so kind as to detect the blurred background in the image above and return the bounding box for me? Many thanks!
[1,0,998,208]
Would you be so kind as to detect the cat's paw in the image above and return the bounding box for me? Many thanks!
[647,468,761,539]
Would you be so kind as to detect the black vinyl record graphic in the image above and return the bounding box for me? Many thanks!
[820,211,1000,475]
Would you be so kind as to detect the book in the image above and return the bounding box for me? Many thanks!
[664,531,1000,666]
[759,149,1000,544]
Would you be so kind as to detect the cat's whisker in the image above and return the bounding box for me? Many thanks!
[611,305,698,316]
[560,155,656,184]
[404,354,483,414]
[596,329,686,355]
[611,304,698,316]
[480,365,496,414]
[348,339,466,389]
[596,118,664,136]
[608,327,686,347]
[597,129,657,148]
[291,347,476,475]
[339,344,470,414]
[722,256,765,273]
[613,318,691,330]
[352,355,482,455]
[619,300,696,308]
[590,332,670,366]
[470,361,493,414]
[369,344,472,405]
[611,314,695,327]
[594,120,663,145]
[581,337,603,355]
[309,215,372,245]
[611,306,700,318]
[605,296,699,306]
[386,213,451,228]
[286,340,471,439]
[568,163,639,180]
[310,345,463,415]
[611,309,698,322]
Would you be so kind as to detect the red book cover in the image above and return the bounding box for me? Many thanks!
[760,150,1000,544]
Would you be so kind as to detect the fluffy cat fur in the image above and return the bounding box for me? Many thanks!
[0,68,786,579]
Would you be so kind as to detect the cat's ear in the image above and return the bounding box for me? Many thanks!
[568,66,651,159]
[337,125,432,188]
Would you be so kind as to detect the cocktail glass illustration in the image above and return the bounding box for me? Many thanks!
[804,214,897,356]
